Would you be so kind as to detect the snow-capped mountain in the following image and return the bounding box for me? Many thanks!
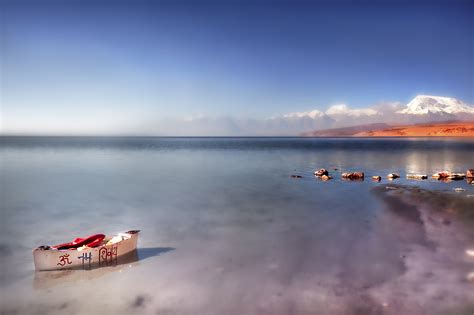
[397,95,474,115]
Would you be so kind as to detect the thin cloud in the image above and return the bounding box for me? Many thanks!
[325,104,379,117]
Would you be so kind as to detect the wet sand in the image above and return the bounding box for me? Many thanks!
[2,186,473,315]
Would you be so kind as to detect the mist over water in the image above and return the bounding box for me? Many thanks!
[1,137,474,314]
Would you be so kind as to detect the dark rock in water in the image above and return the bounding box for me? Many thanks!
[449,173,466,180]
[290,174,303,179]
[387,173,400,179]
[372,176,381,181]
[342,172,364,180]
[132,295,148,308]
[466,169,474,178]
[58,302,69,310]
[314,168,329,176]
[441,218,451,225]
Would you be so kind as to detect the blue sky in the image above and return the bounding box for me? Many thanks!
[1,0,473,135]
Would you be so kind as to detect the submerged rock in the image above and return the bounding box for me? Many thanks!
[441,218,451,225]
[314,168,329,176]
[321,175,332,181]
[342,172,364,180]
[290,174,303,179]
[467,272,474,283]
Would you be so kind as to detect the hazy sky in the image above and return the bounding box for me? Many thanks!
[1,0,473,135]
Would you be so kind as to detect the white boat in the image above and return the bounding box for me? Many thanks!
[33,230,140,271]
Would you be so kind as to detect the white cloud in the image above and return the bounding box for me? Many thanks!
[325,104,379,117]
[282,109,325,119]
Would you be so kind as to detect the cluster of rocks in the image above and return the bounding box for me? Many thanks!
[431,170,472,180]
[314,169,332,181]
[290,168,474,183]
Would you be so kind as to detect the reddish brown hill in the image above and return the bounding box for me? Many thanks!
[301,121,474,137]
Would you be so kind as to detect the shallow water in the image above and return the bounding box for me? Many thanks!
[1,137,474,314]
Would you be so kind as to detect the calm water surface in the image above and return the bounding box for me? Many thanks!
[1,137,474,315]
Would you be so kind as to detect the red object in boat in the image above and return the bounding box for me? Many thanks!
[52,234,105,250]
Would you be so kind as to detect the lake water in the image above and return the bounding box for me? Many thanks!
[1,137,474,315]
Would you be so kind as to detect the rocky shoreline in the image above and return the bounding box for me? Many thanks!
[292,168,474,185]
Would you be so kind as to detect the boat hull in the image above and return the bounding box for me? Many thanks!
[33,231,139,271]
